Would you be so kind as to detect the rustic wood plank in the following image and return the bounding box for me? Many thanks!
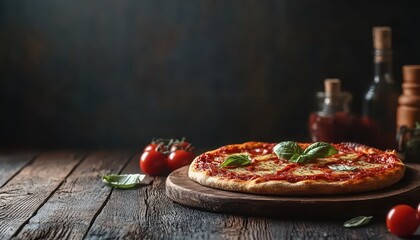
[14,151,132,240]
[85,156,254,239]
[85,156,412,239]
[84,154,151,239]
[0,152,83,239]
[265,219,404,240]
[0,153,36,187]
[88,166,401,240]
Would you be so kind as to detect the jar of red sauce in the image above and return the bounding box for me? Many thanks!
[309,79,361,143]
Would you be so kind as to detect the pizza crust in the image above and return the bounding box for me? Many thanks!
[188,142,406,196]
[188,164,405,195]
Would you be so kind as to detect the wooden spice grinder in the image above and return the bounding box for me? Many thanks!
[397,65,420,130]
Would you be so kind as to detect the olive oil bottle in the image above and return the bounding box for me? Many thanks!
[362,27,400,150]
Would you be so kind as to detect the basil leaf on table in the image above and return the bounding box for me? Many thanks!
[102,174,153,189]
[274,141,338,164]
[220,154,251,168]
[343,216,373,228]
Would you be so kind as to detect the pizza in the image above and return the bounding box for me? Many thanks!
[188,141,405,195]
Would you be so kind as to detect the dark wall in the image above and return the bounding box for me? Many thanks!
[1,1,420,150]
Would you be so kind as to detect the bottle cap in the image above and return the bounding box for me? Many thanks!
[403,65,420,84]
[373,26,392,50]
[324,78,341,96]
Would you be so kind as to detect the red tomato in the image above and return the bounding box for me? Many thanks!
[418,203,420,220]
[386,204,420,237]
[167,150,195,171]
[140,150,168,176]
[144,143,158,152]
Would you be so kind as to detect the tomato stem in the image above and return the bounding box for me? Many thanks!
[149,137,193,154]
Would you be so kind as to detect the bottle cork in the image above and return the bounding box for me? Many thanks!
[324,78,341,96]
[397,65,420,129]
[373,26,392,50]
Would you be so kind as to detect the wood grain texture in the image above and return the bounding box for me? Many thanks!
[0,152,83,239]
[86,157,417,239]
[86,155,246,239]
[166,165,420,219]
[14,151,132,240]
[1,152,417,239]
[265,220,397,240]
[0,153,35,187]
[87,180,239,239]
[85,154,155,239]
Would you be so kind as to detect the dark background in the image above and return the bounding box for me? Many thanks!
[1,1,420,150]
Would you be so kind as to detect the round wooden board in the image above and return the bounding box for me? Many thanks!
[165,164,420,219]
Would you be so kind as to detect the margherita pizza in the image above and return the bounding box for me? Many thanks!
[188,141,405,195]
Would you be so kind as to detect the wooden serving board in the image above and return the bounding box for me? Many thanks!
[165,164,420,219]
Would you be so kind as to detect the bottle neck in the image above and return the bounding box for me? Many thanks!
[373,49,394,83]
[316,93,352,115]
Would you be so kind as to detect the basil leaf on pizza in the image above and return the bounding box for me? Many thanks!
[220,154,251,168]
[289,154,308,163]
[303,142,338,159]
[273,141,303,160]
[274,141,337,163]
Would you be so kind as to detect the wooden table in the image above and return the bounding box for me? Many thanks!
[0,151,419,240]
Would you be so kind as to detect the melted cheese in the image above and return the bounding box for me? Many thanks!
[220,150,389,179]
[353,161,382,169]
[293,168,324,176]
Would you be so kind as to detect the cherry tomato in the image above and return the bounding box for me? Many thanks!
[386,204,420,237]
[140,150,168,176]
[167,150,195,171]
[418,203,420,220]
[143,143,157,152]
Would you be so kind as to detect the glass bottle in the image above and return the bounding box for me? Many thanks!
[309,79,360,143]
[362,27,400,150]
